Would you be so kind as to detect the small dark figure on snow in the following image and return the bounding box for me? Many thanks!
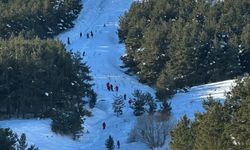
[80,32,82,37]
[110,84,113,91]
[117,140,120,149]
[124,94,126,100]
[103,24,106,27]
[67,37,70,44]
[82,51,85,57]
[115,85,119,92]
[106,82,110,91]
[87,33,90,39]
[128,99,133,105]
[90,31,93,38]
[102,122,106,129]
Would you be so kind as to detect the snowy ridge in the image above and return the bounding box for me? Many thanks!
[0,0,235,149]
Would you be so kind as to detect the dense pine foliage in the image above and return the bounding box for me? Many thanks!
[171,76,250,150]
[0,36,95,136]
[0,128,38,150]
[0,0,81,39]
[118,0,250,100]
[0,0,95,137]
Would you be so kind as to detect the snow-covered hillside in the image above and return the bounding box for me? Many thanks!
[0,0,235,149]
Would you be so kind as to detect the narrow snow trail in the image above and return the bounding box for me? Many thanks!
[58,0,154,149]
[0,0,235,149]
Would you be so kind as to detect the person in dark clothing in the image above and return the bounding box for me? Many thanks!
[67,37,70,44]
[87,33,90,39]
[128,99,133,105]
[102,122,106,129]
[110,84,113,91]
[106,82,110,91]
[115,85,119,92]
[80,32,82,37]
[117,140,120,149]
[90,31,93,38]
[124,94,126,100]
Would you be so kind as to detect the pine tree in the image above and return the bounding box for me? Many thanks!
[194,100,226,150]
[17,133,27,150]
[132,90,146,116]
[224,76,250,149]
[0,128,38,150]
[0,128,17,150]
[112,95,125,116]
[51,108,84,138]
[105,135,114,150]
[26,145,39,150]
[144,92,156,114]
[170,115,194,150]
[119,0,249,101]
[171,76,250,150]
[240,24,250,72]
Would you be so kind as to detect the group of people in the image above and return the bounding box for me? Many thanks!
[67,31,94,45]
[86,31,93,39]
[106,82,135,105]
[102,122,121,149]
[106,82,119,92]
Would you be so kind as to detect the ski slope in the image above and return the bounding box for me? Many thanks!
[0,0,235,149]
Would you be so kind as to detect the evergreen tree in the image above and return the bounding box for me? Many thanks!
[51,108,84,138]
[17,133,27,150]
[26,145,39,150]
[224,76,250,149]
[132,90,146,116]
[0,128,38,150]
[144,92,156,114]
[170,115,194,150]
[0,0,82,39]
[240,24,250,72]
[105,135,114,150]
[194,100,226,149]
[119,0,250,100]
[0,128,17,150]
[171,75,250,150]
[112,95,125,116]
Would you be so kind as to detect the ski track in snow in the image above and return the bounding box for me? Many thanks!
[0,0,235,150]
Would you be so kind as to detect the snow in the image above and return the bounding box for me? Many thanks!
[0,0,235,149]
[45,92,49,96]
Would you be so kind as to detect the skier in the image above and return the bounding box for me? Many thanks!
[90,31,93,38]
[87,33,90,39]
[124,94,126,100]
[117,140,120,149]
[80,32,82,37]
[110,84,113,91]
[115,85,119,92]
[106,82,110,91]
[103,24,106,27]
[102,122,106,129]
[67,37,70,44]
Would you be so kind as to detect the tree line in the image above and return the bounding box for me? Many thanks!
[0,0,81,39]
[118,0,250,100]
[171,75,250,150]
[0,36,96,136]
[0,128,38,150]
[0,0,96,139]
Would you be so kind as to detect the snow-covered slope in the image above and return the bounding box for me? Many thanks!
[0,0,235,149]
